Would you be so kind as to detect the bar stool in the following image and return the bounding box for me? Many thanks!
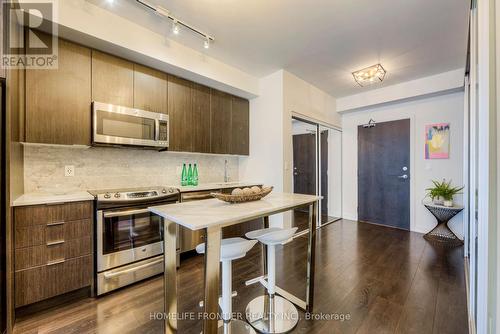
[244,227,299,334]
[196,237,258,334]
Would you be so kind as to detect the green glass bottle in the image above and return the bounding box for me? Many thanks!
[187,164,193,186]
[193,164,199,186]
[181,163,187,186]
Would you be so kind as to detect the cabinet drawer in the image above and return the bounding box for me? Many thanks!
[15,255,92,307]
[15,219,91,249]
[15,237,91,271]
[14,201,92,228]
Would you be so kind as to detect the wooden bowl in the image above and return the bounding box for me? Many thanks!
[211,186,273,203]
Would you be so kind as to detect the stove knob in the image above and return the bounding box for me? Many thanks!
[114,193,121,198]
[104,193,111,199]
[168,188,174,193]
[162,189,167,194]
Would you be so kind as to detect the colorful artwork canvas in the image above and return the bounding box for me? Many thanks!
[425,123,450,159]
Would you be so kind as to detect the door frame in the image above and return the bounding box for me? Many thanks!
[291,116,343,229]
[356,116,416,232]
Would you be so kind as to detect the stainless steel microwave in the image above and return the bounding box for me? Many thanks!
[92,102,169,149]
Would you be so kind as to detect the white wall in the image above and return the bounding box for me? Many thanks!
[239,71,284,227]
[328,128,342,218]
[283,71,341,126]
[342,91,465,237]
[336,69,465,113]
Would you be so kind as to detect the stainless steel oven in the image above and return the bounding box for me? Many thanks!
[92,102,169,149]
[91,187,180,295]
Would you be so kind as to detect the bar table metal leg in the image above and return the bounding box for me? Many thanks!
[164,219,178,334]
[306,202,318,312]
[203,226,222,333]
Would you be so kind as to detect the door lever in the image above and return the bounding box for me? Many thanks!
[397,174,409,179]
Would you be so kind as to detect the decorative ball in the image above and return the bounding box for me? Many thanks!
[251,186,261,194]
[242,187,253,195]
[231,188,243,195]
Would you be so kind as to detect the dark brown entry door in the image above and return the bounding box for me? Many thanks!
[293,133,316,196]
[358,119,410,230]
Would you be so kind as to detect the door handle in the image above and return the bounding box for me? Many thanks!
[103,208,149,218]
[397,174,409,179]
[103,258,163,279]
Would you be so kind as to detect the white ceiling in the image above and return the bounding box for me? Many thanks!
[89,0,470,98]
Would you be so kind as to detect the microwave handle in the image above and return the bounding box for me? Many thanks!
[155,119,160,142]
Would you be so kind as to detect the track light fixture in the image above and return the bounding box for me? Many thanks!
[135,0,215,49]
[172,19,180,35]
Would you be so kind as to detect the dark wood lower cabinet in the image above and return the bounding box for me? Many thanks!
[13,202,93,309]
[15,219,91,249]
[15,255,92,308]
[15,237,91,271]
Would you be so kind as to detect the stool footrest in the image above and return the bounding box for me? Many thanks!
[245,275,268,286]
[199,291,238,308]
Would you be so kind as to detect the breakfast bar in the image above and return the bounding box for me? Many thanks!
[149,192,321,334]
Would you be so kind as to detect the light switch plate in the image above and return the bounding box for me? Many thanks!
[65,165,75,177]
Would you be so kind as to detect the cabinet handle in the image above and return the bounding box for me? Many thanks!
[47,240,65,246]
[46,221,65,227]
[47,259,65,266]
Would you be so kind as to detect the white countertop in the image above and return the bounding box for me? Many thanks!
[11,182,263,207]
[12,191,95,207]
[149,192,321,230]
[175,181,262,193]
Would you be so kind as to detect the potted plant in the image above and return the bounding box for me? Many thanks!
[425,179,464,207]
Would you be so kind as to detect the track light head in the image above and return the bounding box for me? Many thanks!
[204,37,210,49]
[172,20,180,35]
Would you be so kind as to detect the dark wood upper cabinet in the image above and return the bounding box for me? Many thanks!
[230,97,249,155]
[22,36,249,154]
[25,38,91,145]
[168,76,193,152]
[210,89,232,154]
[191,83,211,153]
[134,64,168,114]
[91,50,134,108]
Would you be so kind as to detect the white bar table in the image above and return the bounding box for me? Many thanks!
[149,192,321,334]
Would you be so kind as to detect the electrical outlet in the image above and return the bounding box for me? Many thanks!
[65,165,75,177]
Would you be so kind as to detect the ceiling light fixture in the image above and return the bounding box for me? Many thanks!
[172,19,180,35]
[352,64,386,86]
[135,0,215,48]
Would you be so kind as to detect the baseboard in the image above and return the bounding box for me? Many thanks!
[15,287,91,320]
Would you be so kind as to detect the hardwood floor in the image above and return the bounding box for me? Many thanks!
[13,220,468,334]
[293,210,341,232]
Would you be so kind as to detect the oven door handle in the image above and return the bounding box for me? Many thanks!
[103,258,164,279]
[103,208,151,218]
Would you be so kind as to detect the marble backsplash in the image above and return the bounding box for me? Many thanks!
[23,145,239,193]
